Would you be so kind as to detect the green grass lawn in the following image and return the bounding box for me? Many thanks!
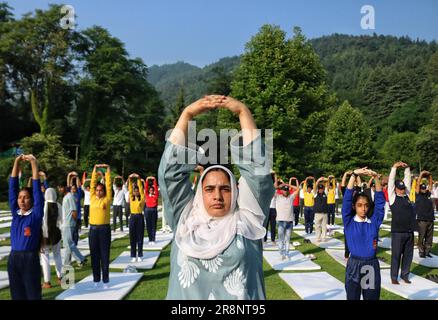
[1,204,438,300]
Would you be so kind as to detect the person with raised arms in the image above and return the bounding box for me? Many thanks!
[8,154,44,300]
[158,95,274,299]
[89,164,112,288]
[342,167,384,300]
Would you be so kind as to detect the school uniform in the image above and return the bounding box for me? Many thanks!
[8,177,44,300]
[302,185,315,234]
[342,188,385,300]
[144,179,159,242]
[129,180,145,258]
[123,184,131,228]
[293,190,300,226]
[89,170,112,284]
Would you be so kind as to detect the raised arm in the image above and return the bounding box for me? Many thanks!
[24,155,42,216]
[404,165,411,194]
[367,176,374,188]
[219,96,258,145]
[416,171,427,193]
[168,96,223,146]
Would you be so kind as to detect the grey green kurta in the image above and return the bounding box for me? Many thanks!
[158,134,274,300]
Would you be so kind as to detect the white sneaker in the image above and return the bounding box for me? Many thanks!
[149,241,155,245]
[103,283,110,289]
[137,257,143,262]
[93,282,100,289]
[131,257,137,263]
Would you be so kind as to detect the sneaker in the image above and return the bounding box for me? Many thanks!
[131,257,137,263]
[78,258,88,267]
[103,283,110,289]
[427,253,433,258]
[42,282,52,289]
[137,257,143,262]
[150,241,155,245]
[391,279,400,285]
[419,253,426,258]
[93,282,100,289]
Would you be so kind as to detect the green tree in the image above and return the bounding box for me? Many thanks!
[0,4,78,134]
[321,101,373,175]
[20,133,76,186]
[381,132,419,168]
[220,25,334,176]
[416,100,438,176]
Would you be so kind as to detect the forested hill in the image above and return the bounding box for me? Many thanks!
[148,56,240,108]
[149,33,437,138]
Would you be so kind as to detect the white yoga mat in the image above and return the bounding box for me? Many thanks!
[110,251,160,270]
[384,250,438,268]
[55,272,143,300]
[0,222,11,228]
[294,230,345,250]
[279,272,346,300]
[127,238,171,251]
[378,237,392,249]
[0,246,11,261]
[263,241,281,251]
[0,232,10,241]
[0,271,9,290]
[76,238,89,249]
[325,249,390,269]
[263,250,321,271]
[0,216,12,222]
[381,269,438,300]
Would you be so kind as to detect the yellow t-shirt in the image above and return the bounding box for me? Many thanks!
[89,170,112,225]
[129,179,145,214]
[327,189,336,204]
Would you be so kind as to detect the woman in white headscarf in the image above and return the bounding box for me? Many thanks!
[158,95,274,299]
[40,188,63,289]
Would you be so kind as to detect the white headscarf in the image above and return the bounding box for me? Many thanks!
[175,165,266,260]
[42,188,62,238]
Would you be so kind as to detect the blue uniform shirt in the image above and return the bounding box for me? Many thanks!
[342,188,385,259]
[9,177,44,252]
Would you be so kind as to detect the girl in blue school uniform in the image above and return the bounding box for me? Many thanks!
[8,154,44,300]
[342,167,385,300]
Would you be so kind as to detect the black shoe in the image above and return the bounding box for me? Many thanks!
[79,258,88,267]
[427,253,433,258]
[401,278,412,284]
[419,254,426,258]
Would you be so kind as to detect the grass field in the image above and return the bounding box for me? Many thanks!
[1,204,438,300]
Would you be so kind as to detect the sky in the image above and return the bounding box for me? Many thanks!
[6,0,438,67]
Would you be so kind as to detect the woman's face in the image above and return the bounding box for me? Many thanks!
[96,185,105,198]
[202,170,232,218]
[354,196,370,219]
[133,187,140,198]
[18,190,32,212]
